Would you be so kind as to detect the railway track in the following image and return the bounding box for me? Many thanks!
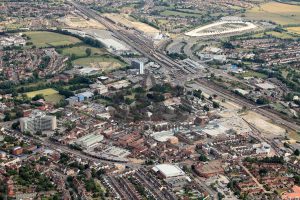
[69,0,300,132]
[196,79,300,131]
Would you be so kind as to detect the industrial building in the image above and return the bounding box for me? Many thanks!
[66,91,94,104]
[19,110,57,133]
[75,133,104,149]
[150,130,177,142]
[152,164,185,179]
[255,82,276,90]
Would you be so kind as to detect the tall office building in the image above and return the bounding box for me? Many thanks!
[20,110,57,133]
[131,60,145,75]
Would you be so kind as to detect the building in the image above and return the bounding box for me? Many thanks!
[89,83,108,94]
[131,60,144,74]
[75,133,104,149]
[282,185,300,200]
[76,91,94,102]
[152,164,185,179]
[66,91,94,104]
[0,151,6,158]
[19,110,57,133]
[108,80,130,90]
[255,82,276,90]
[253,142,271,155]
[12,146,23,155]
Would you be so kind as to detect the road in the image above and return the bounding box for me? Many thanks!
[239,163,269,194]
[68,0,300,133]
[0,125,141,167]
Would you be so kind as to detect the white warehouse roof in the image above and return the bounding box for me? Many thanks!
[152,164,185,178]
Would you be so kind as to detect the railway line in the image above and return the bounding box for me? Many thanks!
[69,1,189,76]
[69,0,299,132]
[196,79,300,131]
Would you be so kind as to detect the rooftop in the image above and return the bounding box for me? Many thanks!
[152,164,185,178]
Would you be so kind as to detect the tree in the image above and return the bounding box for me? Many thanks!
[16,110,23,118]
[218,192,224,200]
[32,94,44,101]
[294,149,300,156]
[85,48,92,56]
[193,89,202,98]
[213,101,220,108]
[3,112,11,121]
[222,41,234,49]
[11,121,20,130]
[203,105,209,112]
[259,168,268,176]
[256,97,270,105]
[199,154,209,162]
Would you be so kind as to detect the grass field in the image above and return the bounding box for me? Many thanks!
[24,31,81,48]
[24,88,63,104]
[245,1,300,25]
[61,45,107,57]
[286,26,300,34]
[161,10,202,17]
[44,94,64,104]
[252,31,296,39]
[289,131,300,141]
[239,70,268,79]
[73,55,127,72]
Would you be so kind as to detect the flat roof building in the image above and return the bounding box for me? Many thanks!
[20,110,56,133]
[152,164,185,178]
[75,133,104,149]
[255,82,276,90]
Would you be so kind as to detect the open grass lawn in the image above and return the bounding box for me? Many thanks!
[24,88,63,104]
[61,45,107,57]
[252,31,296,39]
[24,88,59,98]
[44,93,64,104]
[24,31,81,48]
[25,88,58,98]
[286,26,300,35]
[245,1,300,25]
[161,10,202,17]
[239,70,268,79]
[72,55,127,72]
[289,131,300,142]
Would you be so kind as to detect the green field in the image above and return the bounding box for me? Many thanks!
[61,45,107,57]
[289,131,300,142]
[24,88,63,104]
[73,55,127,72]
[24,31,81,48]
[252,31,296,39]
[245,1,300,25]
[286,26,300,35]
[161,10,202,17]
[239,71,268,79]
[44,93,64,104]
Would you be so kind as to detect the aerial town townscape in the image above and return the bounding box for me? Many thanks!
[0,0,300,199]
